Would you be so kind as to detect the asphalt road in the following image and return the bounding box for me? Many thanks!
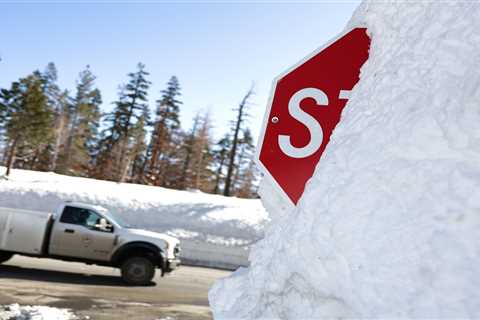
[0,256,231,320]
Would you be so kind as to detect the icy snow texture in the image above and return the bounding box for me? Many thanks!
[0,167,268,269]
[210,1,480,318]
[0,304,78,320]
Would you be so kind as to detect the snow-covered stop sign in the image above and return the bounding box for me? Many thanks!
[256,28,371,206]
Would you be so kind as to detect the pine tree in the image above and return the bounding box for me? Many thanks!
[236,157,258,198]
[58,66,101,175]
[0,88,11,130]
[178,111,214,191]
[145,76,182,186]
[0,88,14,165]
[42,62,66,171]
[223,86,254,196]
[212,134,231,194]
[0,74,54,176]
[95,63,150,182]
[129,108,149,183]
[191,111,213,190]
[179,114,200,189]
[232,128,256,196]
[159,130,185,188]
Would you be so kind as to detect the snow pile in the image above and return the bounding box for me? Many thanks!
[0,304,78,320]
[0,167,268,269]
[210,1,480,318]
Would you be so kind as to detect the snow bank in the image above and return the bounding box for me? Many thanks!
[210,1,480,318]
[0,167,268,269]
[0,304,78,320]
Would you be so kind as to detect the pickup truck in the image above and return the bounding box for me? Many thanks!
[0,202,181,285]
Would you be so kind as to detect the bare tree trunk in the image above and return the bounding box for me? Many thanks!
[231,146,246,195]
[213,152,226,194]
[2,144,9,165]
[119,156,132,183]
[179,114,200,189]
[30,148,40,170]
[156,156,169,187]
[60,109,78,173]
[5,138,18,176]
[180,148,192,189]
[50,110,67,172]
[147,123,166,184]
[194,153,203,190]
[224,87,253,196]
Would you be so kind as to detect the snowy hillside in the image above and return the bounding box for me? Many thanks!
[210,1,480,318]
[0,167,268,269]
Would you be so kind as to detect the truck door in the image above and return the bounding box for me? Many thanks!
[49,206,116,262]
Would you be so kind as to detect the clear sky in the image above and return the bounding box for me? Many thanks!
[0,1,359,142]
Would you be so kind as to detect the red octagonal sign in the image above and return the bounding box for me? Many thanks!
[256,27,371,206]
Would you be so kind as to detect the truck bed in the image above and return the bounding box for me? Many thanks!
[0,207,52,255]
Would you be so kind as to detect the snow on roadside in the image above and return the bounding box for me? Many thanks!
[0,167,268,269]
[210,1,480,318]
[0,304,79,320]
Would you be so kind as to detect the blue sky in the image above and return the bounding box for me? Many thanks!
[0,1,359,142]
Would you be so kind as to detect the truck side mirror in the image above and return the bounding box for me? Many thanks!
[95,218,113,232]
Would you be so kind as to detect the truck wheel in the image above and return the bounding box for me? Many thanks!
[0,252,13,264]
[121,257,155,286]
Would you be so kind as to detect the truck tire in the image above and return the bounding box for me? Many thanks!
[0,252,13,264]
[121,256,156,286]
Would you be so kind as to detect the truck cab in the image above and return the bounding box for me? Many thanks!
[0,202,181,285]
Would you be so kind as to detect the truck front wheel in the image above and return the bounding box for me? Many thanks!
[120,257,156,286]
[0,251,13,264]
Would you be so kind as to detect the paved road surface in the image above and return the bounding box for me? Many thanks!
[0,256,231,320]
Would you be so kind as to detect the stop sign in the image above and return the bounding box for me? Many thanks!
[256,27,371,206]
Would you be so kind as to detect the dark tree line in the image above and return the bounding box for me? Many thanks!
[0,62,258,198]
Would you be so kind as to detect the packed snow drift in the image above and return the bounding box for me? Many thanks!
[0,167,268,269]
[0,304,78,320]
[210,1,480,318]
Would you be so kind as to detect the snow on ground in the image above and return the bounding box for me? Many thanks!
[210,1,480,318]
[0,167,268,269]
[0,304,79,320]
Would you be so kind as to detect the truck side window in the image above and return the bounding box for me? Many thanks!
[60,206,108,231]
[60,206,89,225]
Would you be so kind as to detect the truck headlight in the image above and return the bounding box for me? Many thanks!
[174,244,181,256]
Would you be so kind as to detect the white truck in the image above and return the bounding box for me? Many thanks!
[0,202,181,285]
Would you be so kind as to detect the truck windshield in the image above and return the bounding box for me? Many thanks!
[99,209,132,228]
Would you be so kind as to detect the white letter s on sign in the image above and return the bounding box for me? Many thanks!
[278,88,328,158]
